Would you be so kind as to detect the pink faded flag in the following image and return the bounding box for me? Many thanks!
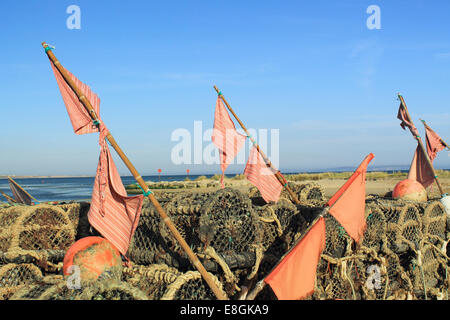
[212,97,246,187]
[49,61,100,135]
[327,153,374,243]
[244,146,283,203]
[88,126,144,255]
[408,144,435,189]
[425,125,446,162]
[397,102,419,138]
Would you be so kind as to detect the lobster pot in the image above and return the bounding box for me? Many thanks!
[198,188,261,257]
[127,199,179,267]
[0,263,44,300]
[0,204,75,257]
[122,264,181,300]
[161,271,226,300]
[79,280,149,300]
[10,275,82,300]
[409,243,446,299]
[422,201,447,243]
[248,182,325,206]
[362,204,387,253]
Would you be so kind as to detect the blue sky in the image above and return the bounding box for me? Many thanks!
[1,0,450,176]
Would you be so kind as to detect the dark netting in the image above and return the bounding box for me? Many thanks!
[161,271,226,300]
[199,188,261,256]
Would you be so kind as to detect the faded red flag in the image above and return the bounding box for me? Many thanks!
[397,102,419,138]
[265,217,326,300]
[327,153,374,243]
[244,146,283,203]
[88,125,144,255]
[425,125,446,162]
[50,61,100,135]
[408,144,435,189]
[212,97,246,187]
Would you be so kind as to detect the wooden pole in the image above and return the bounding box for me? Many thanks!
[8,176,38,203]
[0,190,16,204]
[398,94,445,195]
[420,119,450,151]
[42,42,228,300]
[213,86,301,204]
[246,208,328,300]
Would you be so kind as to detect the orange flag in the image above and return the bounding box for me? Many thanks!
[244,146,283,203]
[264,217,326,300]
[327,153,374,243]
[408,144,435,189]
[88,125,144,255]
[49,61,100,135]
[425,125,446,162]
[212,97,246,187]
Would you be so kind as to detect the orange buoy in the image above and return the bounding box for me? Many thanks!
[392,179,427,202]
[63,236,123,283]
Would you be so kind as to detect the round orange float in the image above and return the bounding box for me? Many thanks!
[63,236,123,283]
[392,179,427,202]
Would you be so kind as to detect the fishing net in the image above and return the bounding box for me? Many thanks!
[248,182,325,206]
[422,201,447,243]
[160,270,226,300]
[362,203,387,253]
[80,280,149,300]
[0,204,75,259]
[199,188,261,257]
[127,198,177,267]
[0,263,44,300]
[122,264,180,300]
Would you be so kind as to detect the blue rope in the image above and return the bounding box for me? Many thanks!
[137,184,152,196]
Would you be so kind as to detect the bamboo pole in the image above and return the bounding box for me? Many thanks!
[420,119,450,151]
[246,207,328,300]
[8,176,38,203]
[213,86,300,204]
[42,42,228,300]
[398,94,445,195]
[0,190,16,204]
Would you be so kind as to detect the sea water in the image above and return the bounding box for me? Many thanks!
[0,175,212,203]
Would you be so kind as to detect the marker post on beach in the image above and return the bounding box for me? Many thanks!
[213,85,301,204]
[42,42,228,300]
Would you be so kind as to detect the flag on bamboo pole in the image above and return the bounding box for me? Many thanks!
[50,62,100,135]
[212,97,246,187]
[244,146,283,203]
[397,102,419,138]
[49,60,144,255]
[408,144,435,189]
[327,153,374,243]
[264,217,326,300]
[425,125,446,162]
[88,125,144,255]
